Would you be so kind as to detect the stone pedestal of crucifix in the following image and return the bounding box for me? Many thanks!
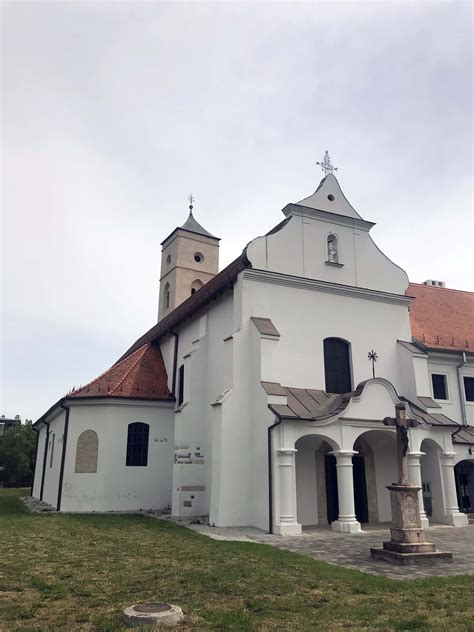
[370,403,452,565]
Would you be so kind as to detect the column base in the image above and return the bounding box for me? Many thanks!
[420,516,430,530]
[331,519,361,534]
[370,547,452,565]
[274,522,302,536]
[442,512,469,527]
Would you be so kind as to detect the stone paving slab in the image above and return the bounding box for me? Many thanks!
[180,520,474,580]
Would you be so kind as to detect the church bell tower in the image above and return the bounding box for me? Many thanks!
[158,197,220,321]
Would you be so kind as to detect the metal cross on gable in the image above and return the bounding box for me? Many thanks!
[316,150,338,176]
[383,403,420,485]
[368,350,378,378]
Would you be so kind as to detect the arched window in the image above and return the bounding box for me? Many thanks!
[164,283,170,309]
[75,430,98,473]
[126,422,149,467]
[190,279,204,295]
[323,338,352,394]
[327,234,339,263]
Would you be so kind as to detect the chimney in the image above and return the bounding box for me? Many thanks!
[422,279,446,288]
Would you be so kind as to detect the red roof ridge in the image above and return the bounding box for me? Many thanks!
[69,343,148,396]
[408,282,474,295]
[108,344,149,395]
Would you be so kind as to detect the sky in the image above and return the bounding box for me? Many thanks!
[2,1,472,421]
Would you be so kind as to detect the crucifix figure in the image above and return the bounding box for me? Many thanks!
[383,403,419,485]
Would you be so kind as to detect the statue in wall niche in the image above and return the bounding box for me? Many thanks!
[327,236,338,263]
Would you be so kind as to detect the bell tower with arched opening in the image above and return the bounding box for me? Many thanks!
[158,198,220,321]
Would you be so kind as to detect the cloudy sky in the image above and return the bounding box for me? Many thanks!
[2,1,472,421]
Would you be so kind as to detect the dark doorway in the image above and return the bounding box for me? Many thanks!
[455,460,474,513]
[325,454,339,523]
[353,455,369,523]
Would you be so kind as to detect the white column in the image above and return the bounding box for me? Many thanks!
[330,450,361,533]
[440,452,468,526]
[407,451,429,529]
[274,449,302,535]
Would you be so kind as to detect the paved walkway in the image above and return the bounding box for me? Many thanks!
[180,520,474,580]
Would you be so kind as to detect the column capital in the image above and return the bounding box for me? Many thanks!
[328,450,357,457]
[277,449,297,456]
[440,451,457,462]
[407,451,425,460]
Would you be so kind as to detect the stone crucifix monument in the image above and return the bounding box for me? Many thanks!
[370,403,452,565]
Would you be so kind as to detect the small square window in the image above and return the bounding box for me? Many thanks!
[432,374,448,400]
[464,377,474,402]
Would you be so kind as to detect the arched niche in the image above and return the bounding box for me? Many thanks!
[191,279,204,295]
[74,430,99,473]
[326,233,340,264]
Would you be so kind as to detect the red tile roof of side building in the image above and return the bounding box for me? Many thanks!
[67,343,173,401]
[407,283,474,352]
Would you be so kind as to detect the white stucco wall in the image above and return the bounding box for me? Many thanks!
[40,409,66,508]
[32,424,47,499]
[169,291,237,520]
[245,175,409,296]
[242,273,411,395]
[59,400,174,512]
[427,354,474,424]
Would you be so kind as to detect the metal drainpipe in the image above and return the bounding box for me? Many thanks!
[171,332,179,396]
[56,402,70,511]
[457,352,467,426]
[268,419,282,534]
[39,421,50,501]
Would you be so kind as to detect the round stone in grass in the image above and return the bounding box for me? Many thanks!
[123,602,184,627]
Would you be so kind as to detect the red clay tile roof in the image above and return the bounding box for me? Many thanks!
[407,283,474,352]
[68,343,173,400]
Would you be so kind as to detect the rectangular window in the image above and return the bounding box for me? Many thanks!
[50,433,55,468]
[464,377,474,402]
[178,364,184,406]
[126,423,149,467]
[432,374,448,400]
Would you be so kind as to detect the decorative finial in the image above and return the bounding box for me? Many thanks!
[188,193,194,213]
[368,350,378,378]
[316,150,338,176]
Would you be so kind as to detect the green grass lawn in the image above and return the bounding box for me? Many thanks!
[0,489,472,631]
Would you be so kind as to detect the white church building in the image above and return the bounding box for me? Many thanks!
[32,167,474,535]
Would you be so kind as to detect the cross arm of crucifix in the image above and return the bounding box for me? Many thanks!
[383,416,420,430]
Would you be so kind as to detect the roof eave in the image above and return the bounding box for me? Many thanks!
[160,226,221,246]
[412,337,474,355]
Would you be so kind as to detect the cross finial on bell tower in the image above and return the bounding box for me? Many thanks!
[316,150,338,176]
[188,193,194,213]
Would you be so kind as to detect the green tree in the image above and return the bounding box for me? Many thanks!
[0,421,37,486]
